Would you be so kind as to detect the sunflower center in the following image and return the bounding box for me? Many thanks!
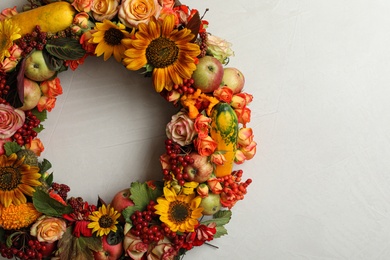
[99,214,114,228]
[104,28,124,46]
[0,167,21,191]
[169,201,191,223]
[146,37,179,68]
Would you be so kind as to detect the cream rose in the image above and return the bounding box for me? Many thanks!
[118,0,162,28]
[0,104,25,139]
[30,216,67,243]
[166,110,196,146]
[91,0,120,21]
[207,34,234,65]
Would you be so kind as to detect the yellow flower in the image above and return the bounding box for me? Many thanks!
[90,20,132,62]
[88,204,121,236]
[0,203,42,230]
[0,153,41,208]
[123,15,201,92]
[154,187,203,233]
[0,19,21,61]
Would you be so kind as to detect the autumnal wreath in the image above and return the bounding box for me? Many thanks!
[0,0,256,259]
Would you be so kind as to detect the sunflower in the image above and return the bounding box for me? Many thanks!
[123,15,201,93]
[154,187,203,233]
[0,19,21,61]
[0,153,41,208]
[91,20,132,62]
[88,204,121,236]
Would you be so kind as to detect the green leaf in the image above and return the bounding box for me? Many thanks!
[214,225,228,238]
[201,210,232,226]
[57,227,102,260]
[4,142,22,156]
[33,189,73,217]
[46,38,86,61]
[39,159,52,173]
[33,124,45,133]
[45,172,54,186]
[31,108,47,122]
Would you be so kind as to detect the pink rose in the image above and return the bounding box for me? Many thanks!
[72,12,92,34]
[213,87,233,103]
[210,152,226,165]
[234,149,246,164]
[148,237,177,260]
[194,114,211,138]
[237,127,254,147]
[0,6,18,20]
[30,216,67,243]
[123,232,148,260]
[240,141,257,160]
[0,44,22,72]
[72,0,93,12]
[159,153,171,170]
[207,34,234,65]
[91,0,120,21]
[118,0,162,28]
[40,78,63,98]
[0,104,25,139]
[25,138,45,156]
[37,96,57,112]
[166,110,196,146]
[193,136,218,156]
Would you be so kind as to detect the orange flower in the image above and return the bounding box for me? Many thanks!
[213,87,233,103]
[37,96,57,112]
[40,78,63,98]
[180,89,219,119]
[193,136,217,156]
[0,203,42,230]
[25,138,44,156]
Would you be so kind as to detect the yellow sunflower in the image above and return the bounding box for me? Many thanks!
[88,204,121,236]
[0,153,41,208]
[91,20,132,62]
[123,15,201,93]
[154,187,203,233]
[0,19,21,61]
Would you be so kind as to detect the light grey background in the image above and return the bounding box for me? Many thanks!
[2,0,390,259]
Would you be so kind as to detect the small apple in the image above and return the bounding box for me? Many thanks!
[200,193,222,215]
[192,56,224,93]
[221,67,245,94]
[40,242,57,258]
[19,77,42,111]
[110,188,134,223]
[93,235,124,260]
[184,152,213,183]
[24,50,56,82]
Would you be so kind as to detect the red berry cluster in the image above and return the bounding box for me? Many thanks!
[51,182,71,201]
[163,139,194,185]
[172,78,195,95]
[67,197,96,218]
[0,235,48,260]
[129,201,164,244]
[219,170,252,201]
[199,31,208,58]
[161,228,187,252]
[0,73,11,105]
[17,26,48,56]
[12,111,40,146]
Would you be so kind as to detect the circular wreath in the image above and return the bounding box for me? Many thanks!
[0,0,257,259]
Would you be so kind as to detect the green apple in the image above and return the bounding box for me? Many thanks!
[221,67,245,94]
[24,50,56,82]
[200,193,222,215]
[19,78,42,111]
[192,56,224,93]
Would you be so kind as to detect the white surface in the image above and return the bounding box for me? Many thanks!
[2,0,390,259]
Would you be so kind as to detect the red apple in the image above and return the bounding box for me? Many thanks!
[192,56,224,93]
[200,193,222,215]
[184,152,213,183]
[110,188,134,223]
[24,50,56,82]
[221,67,245,94]
[19,78,42,111]
[40,242,57,258]
[93,235,123,260]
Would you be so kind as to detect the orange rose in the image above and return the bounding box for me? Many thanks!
[237,127,254,147]
[234,106,251,126]
[241,141,257,160]
[118,0,162,28]
[211,152,226,165]
[37,96,57,112]
[72,0,93,12]
[91,0,120,21]
[207,178,223,194]
[193,136,217,156]
[30,216,67,243]
[194,114,211,138]
[40,78,63,98]
[213,87,233,103]
[25,138,44,156]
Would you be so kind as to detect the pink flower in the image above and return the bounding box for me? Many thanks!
[40,78,63,98]
[185,223,216,248]
[37,96,57,112]
[159,153,171,170]
[166,110,196,146]
[91,0,120,21]
[213,87,233,103]
[72,0,93,12]
[124,232,148,260]
[207,178,223,194]
[0,6,18,20]
[237,127,254,147]
[30,216,67,243]
[72,12,91,34]
[25,138,44,156]
[193,136,218,156]
[148,237,177,260]
[240,141,257,160]
[0,44,22,72]
[210,152,226,165]
[230,94,246,109]
[118,0,162,28]
[194,114,211,138]
[234,149,246,164]
[81,30,97,54]
[0,104,25,139]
